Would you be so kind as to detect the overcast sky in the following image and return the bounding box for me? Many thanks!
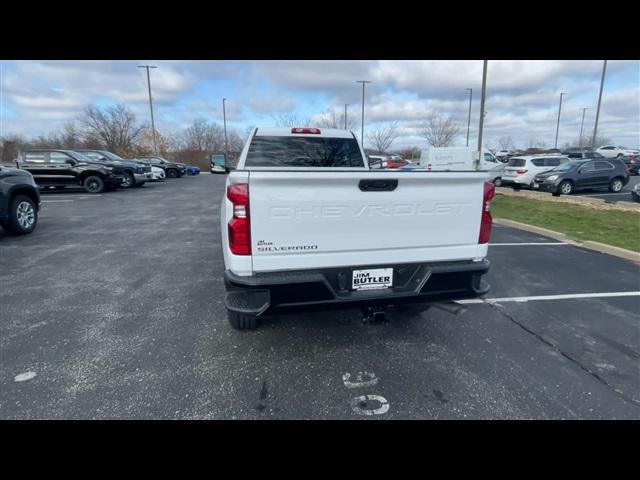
[1,60,638,150]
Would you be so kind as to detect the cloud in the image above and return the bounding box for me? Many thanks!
[1,60,638,149]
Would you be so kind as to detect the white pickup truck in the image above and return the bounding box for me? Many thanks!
[220,127,495,330]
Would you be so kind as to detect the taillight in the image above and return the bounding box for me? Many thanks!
[291,127,321,134]
[479,182,495,244]
[516,169,528,174]
[227,183,251,255]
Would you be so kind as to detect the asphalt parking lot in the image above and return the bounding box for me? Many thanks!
[1,175,639,419]
[562,175,639,203]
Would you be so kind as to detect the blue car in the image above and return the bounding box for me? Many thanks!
[185,165,200,175]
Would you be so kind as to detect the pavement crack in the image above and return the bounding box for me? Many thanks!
[488,303,640,408]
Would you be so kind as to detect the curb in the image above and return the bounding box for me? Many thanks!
[495,187,640,212]
[493,218,640,263]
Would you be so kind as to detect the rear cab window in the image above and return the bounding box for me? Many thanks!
[244,135,365,168]
[507,158,526,167]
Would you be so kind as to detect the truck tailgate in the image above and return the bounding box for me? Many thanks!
[248,171,486,273]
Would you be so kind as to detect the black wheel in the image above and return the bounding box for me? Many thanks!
[83,175,105,194]
[227,310,259,330]
[616,153,624,159]
[120,171,134,189]
[609,178,624,193]
[4,195,37,235]
[558,180,573,195]
[493,178,502,187]
[167,169,178,178]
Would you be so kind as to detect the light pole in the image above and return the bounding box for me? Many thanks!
[138,65,158,155]
[344,104,348,130]
[579,107,589,148]
[465,88,473,147]
[356,80,371,146]
[592,60,607,150]
[554,92,567,149]
[222,98,228,162]
[476,61,488,170]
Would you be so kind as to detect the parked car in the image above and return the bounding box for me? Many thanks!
[150,166,165,181]
[210,153,229,174]
[135,156,185,178]
[495,149,516,162]
[561,150,606,161]
[367,155,387,169]
[632,183,640,203]
[502,155,570,190]
[184,165,200,175]
[620,154,639,175]
[0,164,40,235]
[219,126,493,330]
[533,159,629,196]
[76,150,153,188]
[596,145,640,159]
[11,150,122,193]
[487,163,506,186]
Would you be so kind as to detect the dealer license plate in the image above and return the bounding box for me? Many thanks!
[352,268,393,291]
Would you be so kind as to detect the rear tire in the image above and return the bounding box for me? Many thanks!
[609,178,624,192]
[227,310,259,330]
[4,195,37,235]
[493,178,502,187]
[167,169,178,178]
[83,175,105,194]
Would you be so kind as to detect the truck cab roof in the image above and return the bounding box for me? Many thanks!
[255,127,355,138]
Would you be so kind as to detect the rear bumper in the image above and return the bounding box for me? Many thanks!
[224,259,490,316]
[501,177,531,187]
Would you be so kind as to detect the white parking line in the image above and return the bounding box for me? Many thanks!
[458,291,640,305]
[490,242,569,246]
[41,200,74,203]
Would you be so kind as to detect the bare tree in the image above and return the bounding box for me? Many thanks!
[182,119,225,152]
[578,134,612,150]
[271,112,311,127]
[497,136,514,150]
[1,134,26,163]
[397,146,422,161]
[79,104,145,155]
[315,107,357,130]
[420,114,460,147]
[366,122,400,153]
[527,137,549,149]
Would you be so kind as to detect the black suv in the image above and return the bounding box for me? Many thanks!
[0,164,41,235]
[533,159,629,196]
[135,156,185,178]
[15,150,122,193]
[76,150,153,187]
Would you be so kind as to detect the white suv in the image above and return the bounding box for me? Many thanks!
[596,145,640,159]
[502,155,570,189]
